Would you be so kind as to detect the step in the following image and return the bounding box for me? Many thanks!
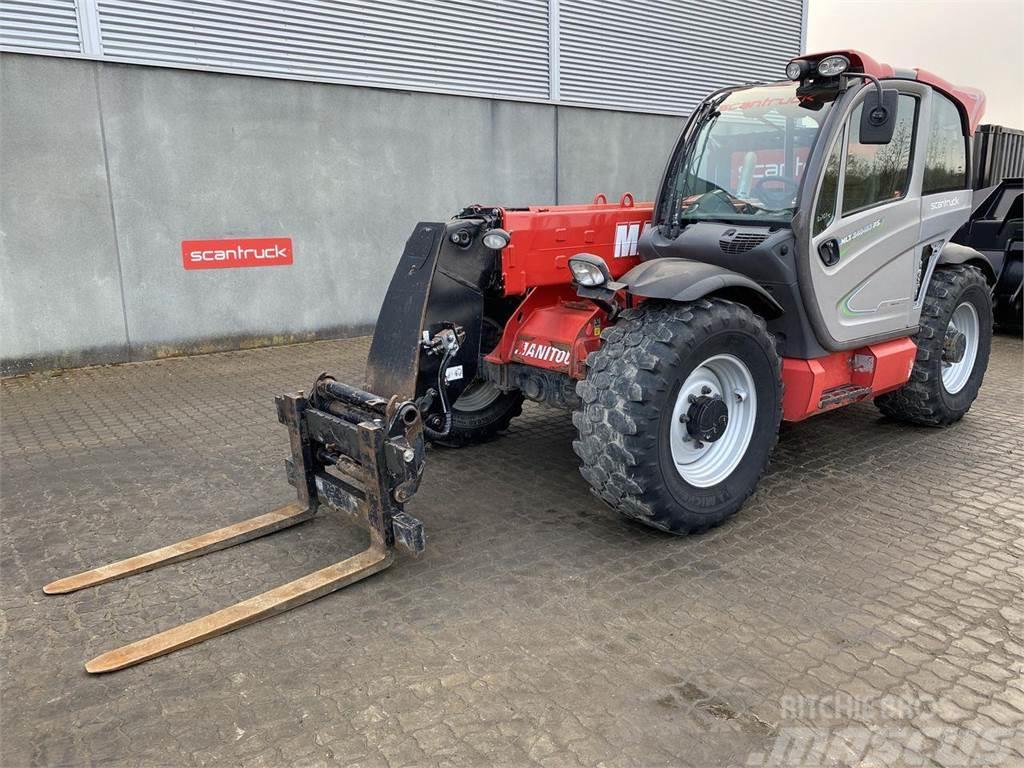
[818,384,872,410]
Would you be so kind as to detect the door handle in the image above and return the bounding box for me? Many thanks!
[818,238,840,267]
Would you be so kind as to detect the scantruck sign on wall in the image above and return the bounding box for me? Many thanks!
[182,237,293,270]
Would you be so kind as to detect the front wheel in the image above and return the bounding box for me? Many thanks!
[427,380,524,448]
[572,299,782,535]
[875,265,992,426]
[428,316,524,448]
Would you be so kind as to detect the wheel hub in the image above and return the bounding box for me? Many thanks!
[686,395,729,442]
[942,328,967,364]
[670,354,758,488]
[941,301,980,395]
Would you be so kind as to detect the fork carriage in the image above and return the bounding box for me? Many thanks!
[46,379,425,673]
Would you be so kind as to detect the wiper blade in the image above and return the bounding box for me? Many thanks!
[666,94,731,238]
[685,217,734,225]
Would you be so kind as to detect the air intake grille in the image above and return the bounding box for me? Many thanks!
[719,232,768,255]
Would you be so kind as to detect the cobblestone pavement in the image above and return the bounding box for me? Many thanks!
[2,335,1022,768]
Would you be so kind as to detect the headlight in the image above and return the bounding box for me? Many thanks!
[785,60,807,80]
[568,254,611,287]
[816,55,850,77]
[482,228,510,250]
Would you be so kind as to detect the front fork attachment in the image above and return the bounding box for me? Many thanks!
[44,379,426,673]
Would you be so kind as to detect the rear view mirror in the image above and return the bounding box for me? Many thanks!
[859,88,899,144]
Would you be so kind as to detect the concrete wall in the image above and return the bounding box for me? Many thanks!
[0,52,682,375]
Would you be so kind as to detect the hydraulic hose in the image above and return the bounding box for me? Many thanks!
[423,347,455,439]
[423,411,453,441]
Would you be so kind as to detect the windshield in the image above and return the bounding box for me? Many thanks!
[661,83,836,232]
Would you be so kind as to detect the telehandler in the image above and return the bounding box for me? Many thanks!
[47,50,995,672]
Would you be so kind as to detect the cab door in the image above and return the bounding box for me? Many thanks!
[807,86,927,346]
[914,90,974,324]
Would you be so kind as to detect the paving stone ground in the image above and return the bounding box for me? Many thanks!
[1,334,1022,768]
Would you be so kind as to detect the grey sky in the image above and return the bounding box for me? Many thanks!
[807,0,1023,128]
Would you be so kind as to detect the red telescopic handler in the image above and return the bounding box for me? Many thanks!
[46,51,996,673]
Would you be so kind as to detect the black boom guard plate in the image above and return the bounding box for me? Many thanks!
[365,219,500,413]
[365,222,445,400]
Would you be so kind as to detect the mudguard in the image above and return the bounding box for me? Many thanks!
[619,258,784,318]
[937,242,997,284]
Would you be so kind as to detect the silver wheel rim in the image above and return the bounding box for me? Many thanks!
[670,354,757,488]
[942,302,979,395]
[454,380,502,411]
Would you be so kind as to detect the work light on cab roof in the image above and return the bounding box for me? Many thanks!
[785,54,849,81]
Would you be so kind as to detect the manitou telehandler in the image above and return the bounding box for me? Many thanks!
[48,50,997,673]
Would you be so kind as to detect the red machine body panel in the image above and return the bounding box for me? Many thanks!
[485,285,603,380]
[500,194,654,295]
[781,338,917,421]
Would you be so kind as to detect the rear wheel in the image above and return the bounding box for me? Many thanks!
[875,265,992,426]
[573,299,782,534]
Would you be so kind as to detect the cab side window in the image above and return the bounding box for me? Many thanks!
[813,130,843,236]
[842,94,918,215]
[922,93,968,194]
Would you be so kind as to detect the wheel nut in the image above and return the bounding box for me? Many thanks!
[678,413,688,423]
[701,386,712,395]
[694,440,704,449]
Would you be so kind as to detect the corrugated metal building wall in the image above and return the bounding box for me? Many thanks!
[557,0,804,113]
[1,0,805,114]
[0,0,82,52]
[1,1,806,373]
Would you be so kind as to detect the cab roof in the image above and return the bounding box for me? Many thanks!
[796,49,986,133]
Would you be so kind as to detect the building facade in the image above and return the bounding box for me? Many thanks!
[0,1,805,374]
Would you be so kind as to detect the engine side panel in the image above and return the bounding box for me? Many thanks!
[501,199,654,294]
